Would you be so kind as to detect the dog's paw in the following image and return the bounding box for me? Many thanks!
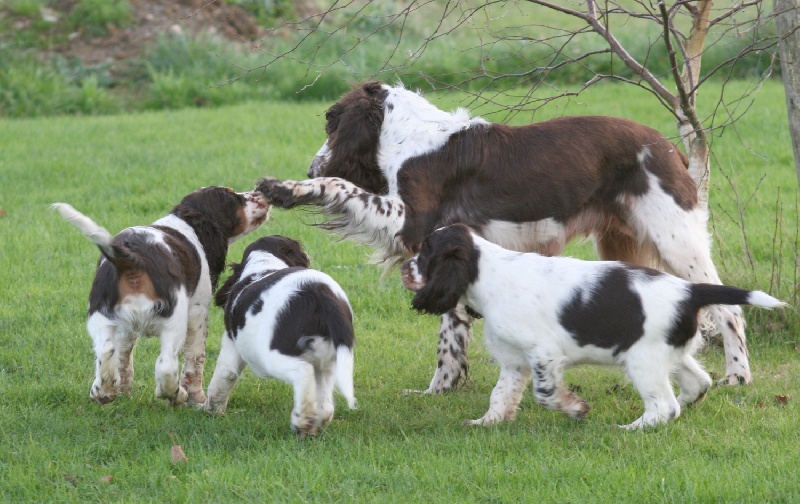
[254,177,300,209]
[718,373,751,386]
[464,418,495,427]
[185,389,206,407]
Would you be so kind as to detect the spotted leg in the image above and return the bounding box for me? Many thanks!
[255,177,407,265]
[413,305,473,394]
[181,310,209,405]
[466,329,532,426]
[530,355,590,420]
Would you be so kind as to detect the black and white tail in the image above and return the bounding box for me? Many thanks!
[690,284,788,311]
[51,203,116,260]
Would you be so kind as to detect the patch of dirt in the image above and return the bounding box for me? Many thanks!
[45,0,267,67]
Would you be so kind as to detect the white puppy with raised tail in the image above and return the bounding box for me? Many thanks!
[401,224,787,429]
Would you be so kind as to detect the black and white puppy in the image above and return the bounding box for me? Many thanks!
[53,187,270,405]
[204,236,356,436]
[401,224,786,428]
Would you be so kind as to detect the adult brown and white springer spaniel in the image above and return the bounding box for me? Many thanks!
[257,81,753,393]
[401,224,785,428]
[53,187,269,405]
[204,236,356,436]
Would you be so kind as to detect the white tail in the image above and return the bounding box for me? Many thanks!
[51,203,115,259]
[747,290,789,310]
[335,345,357,410]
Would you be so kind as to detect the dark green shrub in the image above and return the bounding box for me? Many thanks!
[69,0,132,37]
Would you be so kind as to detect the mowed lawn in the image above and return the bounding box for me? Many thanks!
[0,80,798,502]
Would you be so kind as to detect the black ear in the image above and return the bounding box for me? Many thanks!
[411,247,472,315]
[279,238,311,268]
[214,262,244,307]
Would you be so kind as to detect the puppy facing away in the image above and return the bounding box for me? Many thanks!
[401,224,787,429]
[204,236,357,436]
[53,187,270,405]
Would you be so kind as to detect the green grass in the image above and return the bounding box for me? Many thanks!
[0,81,798,501]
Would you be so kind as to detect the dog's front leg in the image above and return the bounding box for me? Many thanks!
[255,177,407,262]
[466,364,532,426]
[419,305,473,394]
[203,334,245,414]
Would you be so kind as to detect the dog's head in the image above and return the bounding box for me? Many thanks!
[401,224,480,315]
[307,81,389,194]
[175,187,270,245]
[214,235,310,307]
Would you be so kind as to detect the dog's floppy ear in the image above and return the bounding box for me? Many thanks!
[214,261,245,307]
[278,237,311,268]
[411,228,478,315]
[324,82,388,193]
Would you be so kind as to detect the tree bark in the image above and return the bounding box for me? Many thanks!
[680,0,714,212]
[774,0,800,185]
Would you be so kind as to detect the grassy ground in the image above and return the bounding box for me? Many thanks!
[0,81,798,501]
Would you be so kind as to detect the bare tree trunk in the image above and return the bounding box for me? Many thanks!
[774,0,800,185]
[677,0,714,212]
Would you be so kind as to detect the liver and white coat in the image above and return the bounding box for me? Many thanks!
[54,187,269,405]
[257,81,756,394]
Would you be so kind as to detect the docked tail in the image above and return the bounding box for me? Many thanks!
[335,345,357,410]
[51,203,115,260]
[690,284,788,311]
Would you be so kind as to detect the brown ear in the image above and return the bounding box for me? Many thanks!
[324,83,388,193]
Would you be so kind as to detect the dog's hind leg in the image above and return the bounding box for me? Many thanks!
[116,333,137,396]
[181,310,209,405]
[155,306,189,405]
[420,305,473,394]
[204,334,245,414]
[315,358,337,430]
[629,181,752,385]
[673,353,713,407]
[622,346,681,429]
[87,313,121,404]
[249,351,320,436]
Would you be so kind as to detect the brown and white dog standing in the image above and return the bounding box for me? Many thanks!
[257,81,757,394]
[53,187,269,405]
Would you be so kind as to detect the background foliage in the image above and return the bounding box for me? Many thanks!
[0,0,781,118]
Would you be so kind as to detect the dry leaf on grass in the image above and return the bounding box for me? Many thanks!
[170,444,188,464]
